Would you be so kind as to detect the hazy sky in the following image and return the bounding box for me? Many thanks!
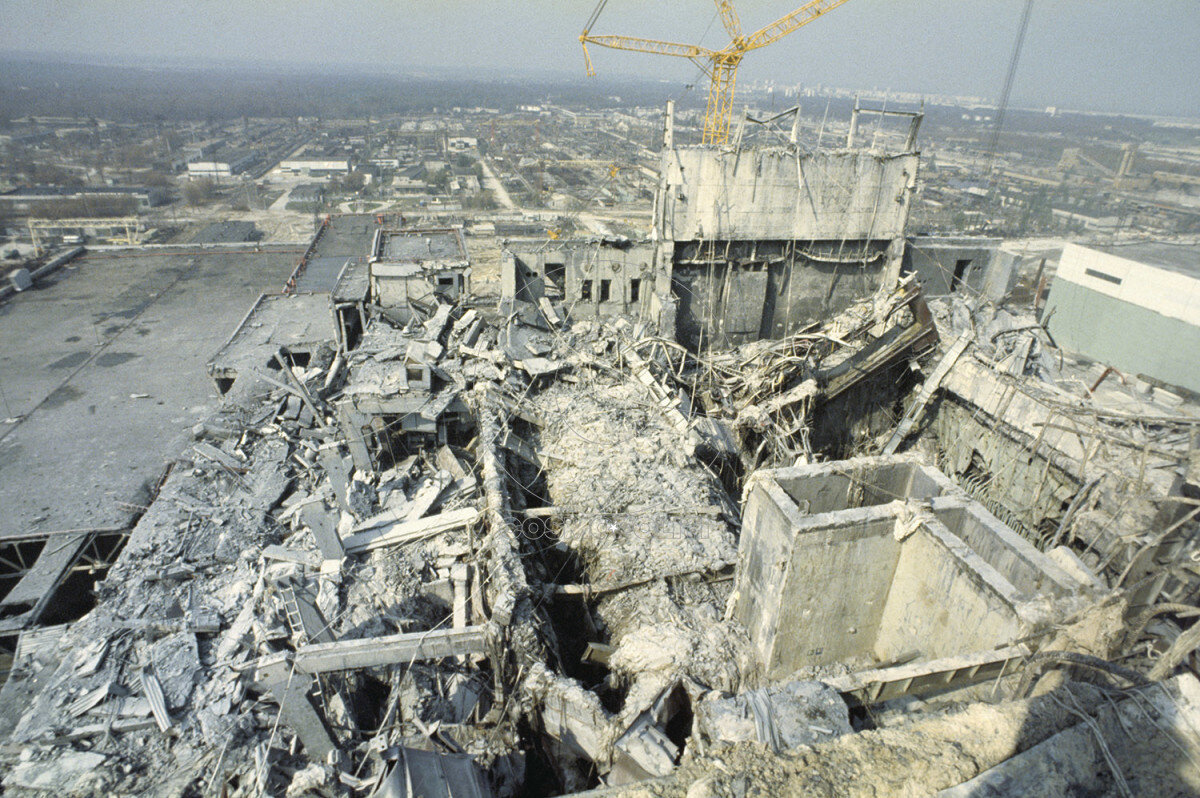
[3,1,1198,115]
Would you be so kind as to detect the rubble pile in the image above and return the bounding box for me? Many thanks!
[0,303,523,795]
[3,217,1200,797]
[618,274,938,471]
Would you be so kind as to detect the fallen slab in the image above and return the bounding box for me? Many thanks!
[291,626,487,674]
[343,506,479,553]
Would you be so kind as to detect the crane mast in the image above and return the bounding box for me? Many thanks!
[581,0,853,145]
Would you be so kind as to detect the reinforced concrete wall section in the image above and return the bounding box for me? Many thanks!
[735,455,1094,680]
[654,135,920,348]
[656,148,918,243]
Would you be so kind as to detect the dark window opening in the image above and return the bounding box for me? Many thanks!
[338,305,363,351]
[581,279,593,301]
[437,276,455,286]
[406,366,424,383]
[951,259,972,292]
[599,279,611,303]
[630,278,641,303]
[1084,268,1122,285]
[273,349,310,369]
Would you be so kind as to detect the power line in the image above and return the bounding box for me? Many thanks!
[984,0,1035,189]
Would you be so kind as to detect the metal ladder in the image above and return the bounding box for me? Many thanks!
[279,581,309,645]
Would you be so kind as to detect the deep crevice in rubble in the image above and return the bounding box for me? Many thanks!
[0,540,46,604]
[42,531,131,626]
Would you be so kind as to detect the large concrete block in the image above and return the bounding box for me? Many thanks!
[734,455,1097,681]
[9,269,32,292]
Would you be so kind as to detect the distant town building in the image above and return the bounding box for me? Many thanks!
[1051,207,1121,232]
[278,158,352,176]
[181,138,227,160]
[289,183,325,205]
[0,185,167,213]
[187,149,260,180]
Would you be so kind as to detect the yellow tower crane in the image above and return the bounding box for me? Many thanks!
[581,0,853,145]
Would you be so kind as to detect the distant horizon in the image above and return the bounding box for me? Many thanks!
[1,1,1197,118]
[2,49,1195,123]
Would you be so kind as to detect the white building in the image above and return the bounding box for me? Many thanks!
[1044,242,1200,394]
[278,159,352,175]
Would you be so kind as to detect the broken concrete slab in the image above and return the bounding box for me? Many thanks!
[280,625,487,674]
[4,750,108,792]
[301,502,346,560]
[255,653,338,759]
[693,680,852,754]
[343,507,479,554]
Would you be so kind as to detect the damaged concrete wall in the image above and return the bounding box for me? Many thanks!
[873,517,1024,664]
[669,240,896,349]
[651,136,921,349]
[656,148,919,243]
[562,242,656,320]
[931,354,1180,583]
[502,240,671,335]
[902,236,1018,299]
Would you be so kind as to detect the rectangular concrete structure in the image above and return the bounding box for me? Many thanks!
[655,131,921,348]
[735,455,1092,681]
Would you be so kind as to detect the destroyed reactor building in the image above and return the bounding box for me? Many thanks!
[3,102,1200,797]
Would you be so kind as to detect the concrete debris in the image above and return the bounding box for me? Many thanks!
[4,750,108,793]
[140,668,173,732]
[278,625,487,674]
[692,680,852,755]
[343,506,480,553]
[375,746,495,798]
[4,202,1198,798]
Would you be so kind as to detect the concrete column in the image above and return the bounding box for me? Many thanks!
[906,111,924,152]
[847,97,861,148]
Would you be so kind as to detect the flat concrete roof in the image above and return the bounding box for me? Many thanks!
[311,215,381,260]
[333,259,370,303]
[209,292,335,377]
[1092,241,1200,279]
[0,247,298,540]
[380,229,465,263]
[295,256,350,293]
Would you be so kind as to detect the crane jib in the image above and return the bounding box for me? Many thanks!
[579,0,854,146]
